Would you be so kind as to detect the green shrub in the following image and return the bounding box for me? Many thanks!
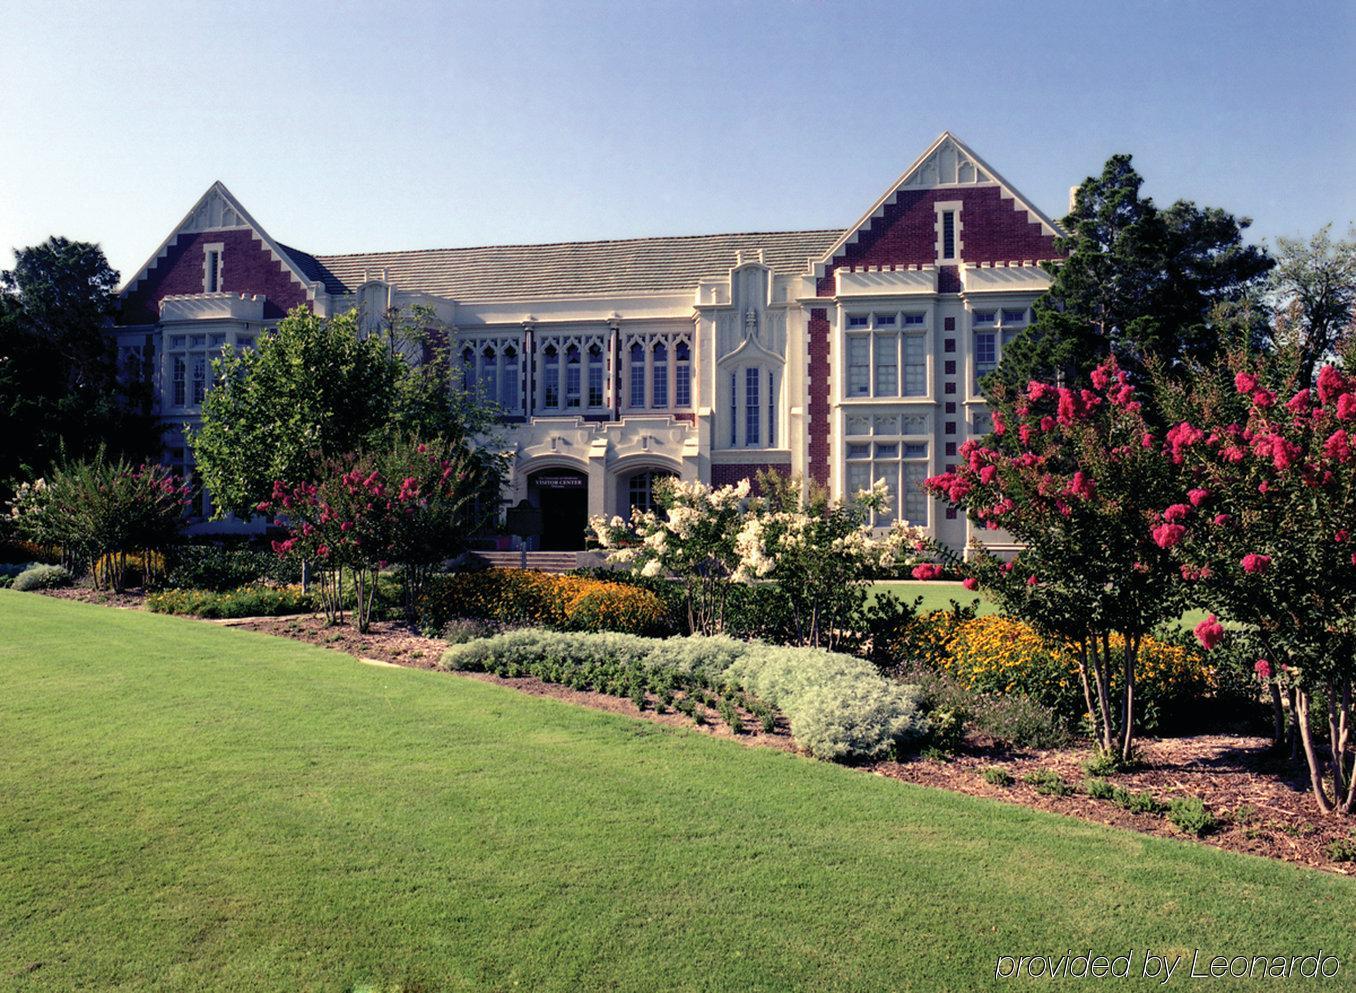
[1084,778,1116,800]
[12,563,73,591]
[167,545,299,592]
[1325,835,1356,863]
[440,630,927,762]
[1082,750,1122,778]
[1112,788,1163,815]
[1021,769,1071,796]
[145,585,314,619]
[981,767,1014,787]
[1167,796,1216,837]
[439,618,496,644]
[895,663,1069,751]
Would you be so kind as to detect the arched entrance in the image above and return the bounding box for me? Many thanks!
[528,469,589,550]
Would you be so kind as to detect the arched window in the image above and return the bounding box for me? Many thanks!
[461,346,476,393]
[626,470,675,515]
[629,342,645,407]
[481,345,498,405]
[675,341,691,407]
[501,345,519,411]
[543,344,560,409]
[651,342,668,408]
[565,344,582,408]
[587,343,605,407]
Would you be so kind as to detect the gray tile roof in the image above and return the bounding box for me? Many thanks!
[283,229,843,303]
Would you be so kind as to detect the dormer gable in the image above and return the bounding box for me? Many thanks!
[117,182,324,325]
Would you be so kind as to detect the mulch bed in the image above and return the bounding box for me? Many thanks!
[26,588,1356,874]
[37,586,147,610]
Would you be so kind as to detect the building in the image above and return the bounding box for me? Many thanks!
[112,132,1062,554]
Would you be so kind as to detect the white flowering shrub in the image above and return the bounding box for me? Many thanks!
[592,473,927,644]
[731,475,927,648]
[591,478,749,634]
[439,628,927,761]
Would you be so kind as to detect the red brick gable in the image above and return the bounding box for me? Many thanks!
[816,185,1060,294]
[119,228,313,325]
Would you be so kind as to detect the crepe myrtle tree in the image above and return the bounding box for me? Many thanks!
[921,358,1190,761]
[258,436,495,633]
[1154,356,1356,814]
[731,472,926,650]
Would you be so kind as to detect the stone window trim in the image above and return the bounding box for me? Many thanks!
[201,242,225,294]
[620,330,693,414]
[933,201,964,263]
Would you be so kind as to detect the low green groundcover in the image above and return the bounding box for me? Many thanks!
[2,590,1353,992]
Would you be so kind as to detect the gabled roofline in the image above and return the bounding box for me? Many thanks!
[813,131,1063,275]
[118,181,319,300]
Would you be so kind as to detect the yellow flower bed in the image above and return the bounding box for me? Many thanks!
[419,570,671,636]
[906,614,1213,731]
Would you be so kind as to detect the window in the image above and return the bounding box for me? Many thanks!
[847,337,870,397]
[844,421,930,526]
[565,345,581,408]
[630,342,645,407]
[729,373,737,445]
[166,331,226,410]
[767,370,776,447]
[501,346,520,410]
[651,342,668,408]
[941,211,956,260]
[972,308,1027,391]
[587,344,604,407]
[874,334,898,396]
[622,332,690,411]
[674,342,691,407]
[626,470,675,515]
[461,347,476,392]
[482,346,500,406]
[744,367,760,446]
[203,244,223,293]
[543,345,560,408]
[974,332,997,387]
[847,311,928,399]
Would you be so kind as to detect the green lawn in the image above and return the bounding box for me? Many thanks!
[868,581,1213,630]
[1,591,1351,992]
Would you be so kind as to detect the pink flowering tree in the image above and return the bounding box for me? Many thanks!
[258,437,493,632]
[1155,357,1356,814]
[922,359,1189,761]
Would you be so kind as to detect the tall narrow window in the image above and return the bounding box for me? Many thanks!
[482,346,499,407]
[974,332,996,389]
[744,367,760,446]
[847,336,870,397]
[191,355,206,404]
[767,370,776,447]
[874,334,898,396]
[501,346,519,410]
[629,342,645,407]
[173,355,186,407]
[674,341,691,407]
[941,211,956,260]
[543,345,560,409]
[651,342,668,408]
[587,344,604,407]
[565,344,581,408]
[729,373,737,445]
[903,334,926,396]
[461,346,476,392]
[205,249,221,292]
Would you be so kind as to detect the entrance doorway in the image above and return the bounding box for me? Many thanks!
[528,470,589,550]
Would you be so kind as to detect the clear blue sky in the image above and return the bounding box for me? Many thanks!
[2,0,1352,283]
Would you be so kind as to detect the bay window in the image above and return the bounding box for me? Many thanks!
[844,417,930,526]
[844,311,928,399]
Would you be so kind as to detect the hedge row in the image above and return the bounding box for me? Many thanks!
[146,585,315,619]
[440,629,928,761]
[419,570,671,635]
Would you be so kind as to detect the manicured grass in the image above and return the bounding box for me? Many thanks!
[868,580,998,614]
[1,590,1352,992]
